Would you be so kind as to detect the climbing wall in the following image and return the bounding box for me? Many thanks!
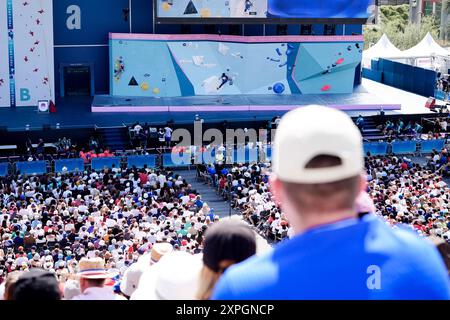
[110,34,364,97]
[0,4,10,107]
[0,0,54,107]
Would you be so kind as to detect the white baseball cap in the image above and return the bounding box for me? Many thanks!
[120,262,145,297]
[273,105,364,184]
[131,251,202,300]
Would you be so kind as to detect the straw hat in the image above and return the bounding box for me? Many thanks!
[77,258,117,279]
[137,242,173,266]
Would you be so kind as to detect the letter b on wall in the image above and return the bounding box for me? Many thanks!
[20,88,31,102]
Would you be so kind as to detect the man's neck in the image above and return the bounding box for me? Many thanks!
[292,209,357,235]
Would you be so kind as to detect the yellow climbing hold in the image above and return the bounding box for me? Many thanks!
[153,87,160,94]
[162,2,171,11]
[200,8,211,18]
[140,83,149,91]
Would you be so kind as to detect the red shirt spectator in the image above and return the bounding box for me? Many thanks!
[139,172,148,185]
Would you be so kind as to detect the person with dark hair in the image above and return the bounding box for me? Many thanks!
[197,219,256,300]
[12,269,61,300]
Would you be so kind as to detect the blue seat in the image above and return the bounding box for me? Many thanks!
[363,142,388,156]
[0,163,8,177]
[15,161,47,175]
[420,139,446,153]
[391,141,417,154]
[55,159,85,173]
[163,153,190,167]
[91,157,121,171]
[127,155,157,169]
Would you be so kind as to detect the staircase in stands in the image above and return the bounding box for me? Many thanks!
[96,126,129,152]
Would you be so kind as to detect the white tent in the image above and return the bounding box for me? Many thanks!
[362,34,402,69]
[396,32,449,59]
[387,32,450,71]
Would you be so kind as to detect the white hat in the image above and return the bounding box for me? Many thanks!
[131,252,202,300]
[273,105,363,184]
[63,279,81,300]
[120,262,145,297]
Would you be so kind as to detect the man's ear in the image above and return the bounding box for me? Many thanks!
[359,172,367,193]
[269,174,283,207]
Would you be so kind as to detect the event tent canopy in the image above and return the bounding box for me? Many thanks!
[388,32,450,60]
[362,34,402,68]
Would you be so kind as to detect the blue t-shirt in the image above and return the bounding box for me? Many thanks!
[212,214,450,300]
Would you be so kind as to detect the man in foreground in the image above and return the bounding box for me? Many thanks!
[213,105,450,299]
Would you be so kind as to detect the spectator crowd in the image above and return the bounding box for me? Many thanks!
[0,164,230,300]
[1,112,450,300]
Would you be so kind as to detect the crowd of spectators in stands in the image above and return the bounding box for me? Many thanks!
[366,155,450,241]
[0,164,228,300]
[2,114,450,300]
[197,160,290,242]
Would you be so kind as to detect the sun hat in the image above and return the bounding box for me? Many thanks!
[272,105,364,184]
[131,251,202,300]
[137,242,173,267]
[77,257,117,279]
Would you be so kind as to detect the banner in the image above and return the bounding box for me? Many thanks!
[157,0,375,19]
[0,0,54,107]
[0,2,11,107]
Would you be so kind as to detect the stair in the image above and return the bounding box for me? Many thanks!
[180,170,240,219]
[354,116,384,140]
[97,127,129,151]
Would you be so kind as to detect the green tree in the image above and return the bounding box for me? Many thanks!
[364,5,439,50]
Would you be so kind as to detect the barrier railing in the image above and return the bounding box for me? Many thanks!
[1,140,448,177]
[15,161,48,175]
[127,155,157,169]
[363,139,447,157]
[91,157,122,171]
[420,139,446,154]
[0,163,9,177]
[54,159,85,173]
[363,142,389,156]
[391,141,418,154]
